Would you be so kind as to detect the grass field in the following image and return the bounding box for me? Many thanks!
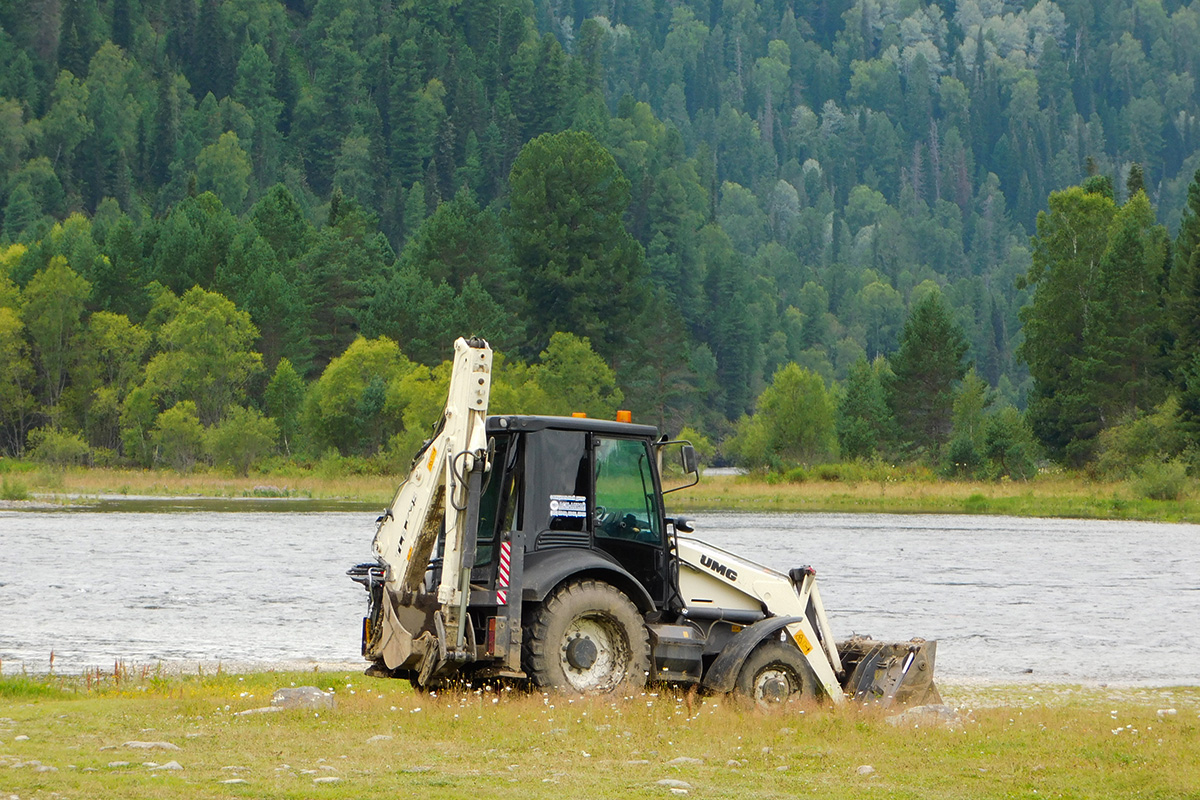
[2,670,1198,799]
[7,464,1200,522]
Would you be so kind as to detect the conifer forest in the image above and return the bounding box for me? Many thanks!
[4,0,1200,480]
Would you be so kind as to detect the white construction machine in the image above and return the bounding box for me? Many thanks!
[349,337,939,705]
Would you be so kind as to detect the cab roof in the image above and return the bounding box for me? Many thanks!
[486,414,660,438]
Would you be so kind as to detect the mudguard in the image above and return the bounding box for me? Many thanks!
[520,547,658,613]
[700,615,805,695]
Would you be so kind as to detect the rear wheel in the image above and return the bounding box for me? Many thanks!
[735,639,819,705]
[524,580,651,694]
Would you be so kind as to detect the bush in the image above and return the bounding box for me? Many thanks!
[152,401,205,472]
[1094,399,1183,479]
[1131,458,1189,501]
[207,406,279,476]
[783,466,807,483]
[1,477,29,501]
[27,427,90,467]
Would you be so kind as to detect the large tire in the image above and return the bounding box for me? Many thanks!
[524,580,651,694]
[734,639,819,706]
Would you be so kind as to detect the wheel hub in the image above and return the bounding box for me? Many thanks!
[754,668,795,704]
[565,636,599,670]
[558,615,628,692]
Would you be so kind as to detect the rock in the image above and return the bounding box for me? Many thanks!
[34,765,58,773]
[656,779,694,790]
[220,779,248,785]
[107,762,131,768]
[856,765,876,776]
[626,760,650,765]
[1157,709,1177,717]
[366,734,393,743]
[123,741,181,751]
[313,776,341,784]
[667,756,703,766]
[153,761,182,771]
[670,790,689,796]
[725,760,741,768]
[886,704,961,727]
[234,707,281,716]
[272,686,335,710]
[14,735,29,742]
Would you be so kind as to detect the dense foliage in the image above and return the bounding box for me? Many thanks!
[3,0,1200,477]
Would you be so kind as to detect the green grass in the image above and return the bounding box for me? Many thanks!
[11,465,1200,522]
[2,671,1198,799]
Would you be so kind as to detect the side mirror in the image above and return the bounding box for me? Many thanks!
[680,444,698,475]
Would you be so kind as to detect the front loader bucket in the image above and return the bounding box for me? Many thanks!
[838,637,941,708]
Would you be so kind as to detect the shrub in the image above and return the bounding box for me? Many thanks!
[207,405,279,476]
[1094,398,1182,479]
[1132,458,1189,501]
[152,401,205,472]
[1,477,29,501]
[27,427,90,467]
[783,466,807,483]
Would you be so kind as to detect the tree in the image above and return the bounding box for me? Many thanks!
[265,357,304,454]
[22,256,91,417]
[0,306,36,455]
[889,290,969,454]
[249,183,313,262]
[143,286,263,426]
[837,356,894,460]
[82,310,151,451]
[195,131,253,212]
[304,336,416,455]
[1019,186,1117,461]
[525,332,624,419]
[756,363,838,466]
[507,131,651,362]
[1079,192,1168,429]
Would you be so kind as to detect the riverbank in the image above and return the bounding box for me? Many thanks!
[2,669,1197,799]
[5,465,1200,522]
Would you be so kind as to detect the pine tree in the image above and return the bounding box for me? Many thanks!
[888,290,970,454]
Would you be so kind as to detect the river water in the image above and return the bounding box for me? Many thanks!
[1,504,1197,685]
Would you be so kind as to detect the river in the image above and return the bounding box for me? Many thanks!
[1,503,1197,685]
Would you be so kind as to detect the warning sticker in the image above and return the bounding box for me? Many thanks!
[793,629,814,655]
[549,494,588,518]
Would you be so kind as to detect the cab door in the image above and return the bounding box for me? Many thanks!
[591,436,669,604]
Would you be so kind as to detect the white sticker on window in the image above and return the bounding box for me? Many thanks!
[549,494,587,518]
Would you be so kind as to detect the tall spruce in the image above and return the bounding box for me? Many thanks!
[888,290,969,454]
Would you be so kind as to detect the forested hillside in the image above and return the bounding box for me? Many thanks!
[3,0,1200,477]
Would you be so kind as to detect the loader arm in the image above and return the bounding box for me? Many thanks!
[371,337,493,650]
[674,535,846,703]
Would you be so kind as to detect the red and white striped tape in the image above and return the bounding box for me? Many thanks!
[497,540,511,605]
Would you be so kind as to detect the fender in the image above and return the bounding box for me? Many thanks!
[700,615,805,694]
[520,547,657,613]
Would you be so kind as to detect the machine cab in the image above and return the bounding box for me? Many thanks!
[473,416,672,606]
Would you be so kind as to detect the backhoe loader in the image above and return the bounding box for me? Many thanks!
[349,337,939,705]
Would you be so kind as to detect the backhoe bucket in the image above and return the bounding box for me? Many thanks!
[838,637,941,708]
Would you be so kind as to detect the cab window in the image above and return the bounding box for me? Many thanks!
[593,437,661,545]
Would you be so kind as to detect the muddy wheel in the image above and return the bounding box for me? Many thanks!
[524,580,651,694]
[734,639,819,705]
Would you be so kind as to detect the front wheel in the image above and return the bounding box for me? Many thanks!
[734,639,819,705]
[524,580,651,694]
